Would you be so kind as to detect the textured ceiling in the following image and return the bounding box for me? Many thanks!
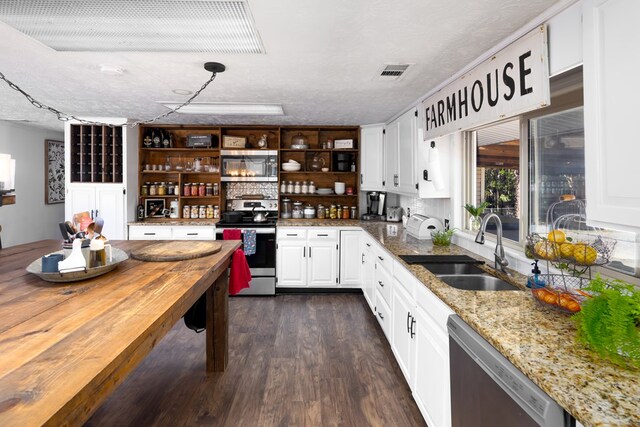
[0,0,561,131]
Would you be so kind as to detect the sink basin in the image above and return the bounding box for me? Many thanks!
[437,274,518,291]
[421,263,485,275]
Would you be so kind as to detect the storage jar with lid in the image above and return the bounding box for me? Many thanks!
[281,198,292,219]
[206,205,214,219]
[158,182,166,196]
[198,182,206,197]
[350,206,357,219]
[149,182,157,196]
[213,183,219,196]
[206,183,213,196]
[329,204,337,219]
[182,182,191,196]
[183,205,191,219]
[336,205,343,219]
[199,205,206,219]
[317,205,325,219]
[190,205,199,219]
[304,204,316,219]
[141,184,149,197]
[342,206,350,219]
[213,205,220,219]
[292,202,304,219]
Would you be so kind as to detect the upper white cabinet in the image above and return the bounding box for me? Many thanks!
[547,1,583,76]
[385,109,418,196]
[418,134,451,199]
[360,125,385,191]
[583,0,640,231]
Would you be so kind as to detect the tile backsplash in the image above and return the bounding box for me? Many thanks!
[226,182,278,199]
[392,194,451,223]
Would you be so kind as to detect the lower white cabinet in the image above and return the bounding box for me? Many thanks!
[374,289,391,339]
[361,237,376,311]
[339,230,362,286]
[276,228,339,288]
[128,225,215,240]
[391,279,415,384]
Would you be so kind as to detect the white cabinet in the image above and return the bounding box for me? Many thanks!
[361,237,376,311]
[360,124,385,191]
[374,289,392,339]
[391,280,415,384]
[584,0,640,231]
[128,225,215,240]
[66,184,126,240]
[339,230,362,286]
[276,228,338,288]
[385,109,418,196]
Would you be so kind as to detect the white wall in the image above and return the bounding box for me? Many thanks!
[0,121,65,247]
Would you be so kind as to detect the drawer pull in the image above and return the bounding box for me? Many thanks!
[378,280,384,288]
[143,233,156,236]
[317,233,329,237]
[286,233,298,236]
[187,233,198,236]
[377,312,384,320]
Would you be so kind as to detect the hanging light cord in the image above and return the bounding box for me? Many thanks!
[0,70,217,128]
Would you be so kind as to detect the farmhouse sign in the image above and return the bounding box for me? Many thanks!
[421,26,550,139]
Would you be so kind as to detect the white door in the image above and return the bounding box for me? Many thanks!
[384,120,399,191]
[397,109,417,195]
[308,240,338,287]
[339,230,362,286]
[391,281,414,384]
[360,125,385,191]
[65,184,95,222]
[95,185,126,240]
[583,0,640,230]
[413,307,451,427]
[276,241,307,287]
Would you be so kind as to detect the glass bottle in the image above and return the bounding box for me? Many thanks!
[301,180,308,194]
[329,204,337,219]
[287,181,294,193]
[281,181,287,193]
[206,183,213,196]
[336,205,343,219]
[294,181,301,194]
[342,206,350,219]
[281,198,292,219]
[213,183,219,196]
[308,181,316,194]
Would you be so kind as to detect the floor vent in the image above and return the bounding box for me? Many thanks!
[378,64,412,81]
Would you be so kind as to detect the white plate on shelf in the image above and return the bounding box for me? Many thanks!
[316,189,334,195]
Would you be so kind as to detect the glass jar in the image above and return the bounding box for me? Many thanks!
[294,181,301,194]
[182,182,191,197]
[213,205,220,219]
[301,180,308,194]
[292,202,304,219]
[206,183,213,196]
[206,205,214,219]
[281,198,292,219]
[191,183,198,196]
[329,204,337,219]
[158,182,166,196]
[183,205,191,219]
[342,205,350,219]
[281,181,287,194]
[198,182,206,197]
[140,184,149,197]
[336,205,343,219]
[304,204,316,219]
[309,181,316,194]
[287,181,294,193]
[350,206,357,219]
[191,205,199,219]
[149,182,157,196]
[213,183,219,196]
[199,205,206,219]
[317,205,325,219]
[165,158,172,171]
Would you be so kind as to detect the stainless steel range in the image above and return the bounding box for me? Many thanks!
[215,199,277,296]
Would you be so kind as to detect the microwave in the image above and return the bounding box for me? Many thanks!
[220,150,278,182]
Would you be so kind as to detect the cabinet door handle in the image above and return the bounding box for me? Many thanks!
[378,280,384,288]
[303,247,306,257]
[378,256,384,261]
[407,312,412,333]
[361,253,365,264]
[366,243,371,247]
[410,317,416,339]
[95,209,99,218]
[309,247,312,258]
[377,312,384,320]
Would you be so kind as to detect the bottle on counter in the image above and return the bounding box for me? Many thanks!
[206,205,214,219]
[199,205,206,219]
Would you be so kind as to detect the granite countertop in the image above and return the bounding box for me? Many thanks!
[128,220,219,226]
[277,218,364,227]
[356,222,639,427]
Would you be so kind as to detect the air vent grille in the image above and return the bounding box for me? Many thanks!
[378,64,411,81]
[0,0,264,53]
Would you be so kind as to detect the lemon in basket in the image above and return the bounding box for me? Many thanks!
[573,244,597,265]
[547,229,566,244]
[559,242,575,258]
[534,241,558,260]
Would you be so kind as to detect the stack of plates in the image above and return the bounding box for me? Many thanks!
[316,188,333,195]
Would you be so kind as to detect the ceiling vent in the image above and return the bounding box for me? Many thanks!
[0,0,264,53]
[377,64,412,81]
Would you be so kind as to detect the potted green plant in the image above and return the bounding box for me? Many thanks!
[573,275,640,369]
[464,202,489,231]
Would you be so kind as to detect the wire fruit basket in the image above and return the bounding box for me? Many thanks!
[529,274,591,314]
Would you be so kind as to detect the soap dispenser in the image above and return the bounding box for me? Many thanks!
[527,260,545,289]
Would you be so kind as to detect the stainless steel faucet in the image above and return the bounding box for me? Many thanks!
[475,213,510,274]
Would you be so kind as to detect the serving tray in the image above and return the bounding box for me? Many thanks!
[26,247,129,283]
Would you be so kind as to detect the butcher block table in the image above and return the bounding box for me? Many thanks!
[0,239,240,427]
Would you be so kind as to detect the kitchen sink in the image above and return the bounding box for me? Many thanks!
[420,263,486,275]
[436,274,518,291]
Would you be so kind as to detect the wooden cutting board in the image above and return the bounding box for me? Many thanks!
[130,241,222,262]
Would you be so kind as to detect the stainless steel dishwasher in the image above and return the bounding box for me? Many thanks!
[447,315,572,427]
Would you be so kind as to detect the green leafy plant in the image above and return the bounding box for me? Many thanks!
[463,202,489,218]
[573,275,640,369]
[431,229,455,246]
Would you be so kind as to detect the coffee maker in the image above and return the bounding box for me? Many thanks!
[362,191,386,221]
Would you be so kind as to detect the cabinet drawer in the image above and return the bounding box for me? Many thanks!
[375,262,393,306]
[277,228,307,240]
[393,262,416,298]
[374,290,391,340]
[415,282,454,334]
[128,226,172,240]
[172,227,215,240]
[308,229,338,241]
[373,245,393,274]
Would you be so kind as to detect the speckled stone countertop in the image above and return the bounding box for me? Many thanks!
[277,218,363,227]
[281,220,640,427]
[128,220,219,226]
[365,222,640,427]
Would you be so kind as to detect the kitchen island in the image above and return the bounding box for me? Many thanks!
[0,239,240,427]
[278,219,640,427]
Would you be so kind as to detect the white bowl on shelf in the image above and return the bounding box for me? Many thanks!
[316,188,333,195]
[282,163,301,172]
[287,159,300,165]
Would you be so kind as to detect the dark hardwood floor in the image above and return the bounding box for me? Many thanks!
[85,294,427,427]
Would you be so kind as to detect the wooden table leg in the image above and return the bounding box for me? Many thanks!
[206,271,229,373]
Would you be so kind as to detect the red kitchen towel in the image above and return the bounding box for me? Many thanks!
[223,229,242,241]
[229,248,252,295]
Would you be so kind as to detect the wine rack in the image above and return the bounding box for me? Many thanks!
[70,125,123,183]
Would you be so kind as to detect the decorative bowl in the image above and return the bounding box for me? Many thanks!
[26,247,129,283]
[282,163,301,172]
